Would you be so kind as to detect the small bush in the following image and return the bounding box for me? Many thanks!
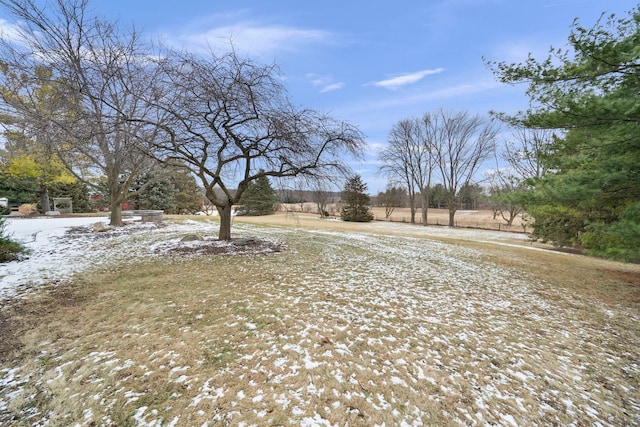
[0,217,27,262]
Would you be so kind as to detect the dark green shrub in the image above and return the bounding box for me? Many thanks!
[528,205,585,247]
[582,203,640,262]
[0,217,27,262]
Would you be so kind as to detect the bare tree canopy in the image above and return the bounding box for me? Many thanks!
[379,110,496,227]
[431,110,498,226]
[377,119,421,224]
[501,127,557,181]
[386,116,437,226]
[0,0,160,225]
[0,1,363,237]
[149,50,364,239]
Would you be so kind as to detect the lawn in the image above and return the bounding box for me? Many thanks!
[1,214,639,426]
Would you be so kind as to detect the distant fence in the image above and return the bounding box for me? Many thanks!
[279,203,531,234]
[373,214,530,234]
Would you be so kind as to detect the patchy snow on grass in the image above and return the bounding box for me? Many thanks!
[0,216,639,426]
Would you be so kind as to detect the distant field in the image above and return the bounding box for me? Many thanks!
[279,203,527,232]
[1,215,638,426]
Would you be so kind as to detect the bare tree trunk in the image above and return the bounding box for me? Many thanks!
[408,193,416,224]
[40,186,51,213]
[316,201,327,217]
[385,205,395,219]
[110,201,123,227]
[420,189,429,226]
[217,204,233,241]
[447,193,456,227]
[500,208,518,226]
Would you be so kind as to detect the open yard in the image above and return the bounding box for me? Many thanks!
[1,213,639,426]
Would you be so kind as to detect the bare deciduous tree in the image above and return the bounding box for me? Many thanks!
[486,127,555,226]
[486,170,524,226]
[431,110,498,226]
[0,0,160,226]
[378,120,419,223]
[308,178,335,218]
[149,50,364,240]
[502,126,556,181]
[377,183,405,219]
[378,116,436,225]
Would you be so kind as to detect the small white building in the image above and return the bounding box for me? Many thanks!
[0,198,7,208]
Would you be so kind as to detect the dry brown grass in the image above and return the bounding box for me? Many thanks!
[279,204,526,232]
[1,215,639,426]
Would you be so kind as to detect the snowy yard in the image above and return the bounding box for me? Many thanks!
[0,216,639,426]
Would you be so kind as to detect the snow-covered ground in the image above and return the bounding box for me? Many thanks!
[2,217,103,297]
[1,217,215,300]
[2,217,126,299]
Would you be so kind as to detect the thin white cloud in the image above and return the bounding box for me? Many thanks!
[307,73,345,94]
[372,68,445,89]
[425,80,501,100]
[307,73,330,86]
[337,78,504,120]
[320,82,345,93]
[175,22,333,56]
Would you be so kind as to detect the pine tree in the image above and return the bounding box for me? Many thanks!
[133,161,202,214]
[488,7,640,260]
[237,173,277,216]
[341,175,374,222]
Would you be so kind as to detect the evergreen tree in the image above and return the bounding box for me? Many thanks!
[134,161,202,214]
[237,172,277,216]
[488,7,640,260]
[136,172,177,213]
[428,184,447,209]
[341,175,374,222]
[0,216,26,262]
[168,163,202,214]
[50,181,91,213]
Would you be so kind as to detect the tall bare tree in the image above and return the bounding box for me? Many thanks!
[148,50,364,240]
[0,0,160,225]
[378,117,436,225]
[416,114,439,225]
[501,126,556,181]
[431,110,498,226]
[378,120,419,223]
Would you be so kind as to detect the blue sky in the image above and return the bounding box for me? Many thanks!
[78,1,640,191]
